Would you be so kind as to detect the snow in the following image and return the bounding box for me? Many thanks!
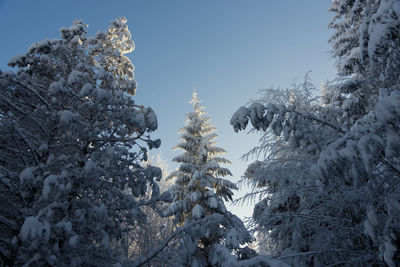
[192,204,205,219]
[342,47,361,71]
[8,54,25,66]
[248,102,266,130]
[20,167,35,184]
[204,160,219,170]
[385,132,400,158]
[27,39,56,53]
[375,89,400,124]
[161,190,173,202]
[56,221,72,234]
[367,207,379,226]
[20,217,45,241]
[225,229,238,248]
[230,106,250,132]
[190,191,202,202]
[60,110,73,125]
[49,81,64,94]
[101,232,110,248]
[357,134,384,173]
[38,143,48,157]
[208,197,218,208]
[80,83,92,96]
[11,236,17,246]
[42,174,61,199]
[364,219,376,241]
[95,88,108,101]
[384,238,397,267]
[83,159,96,176]
[144,107,158,131]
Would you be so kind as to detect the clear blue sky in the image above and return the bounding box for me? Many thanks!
[0,0,337,219]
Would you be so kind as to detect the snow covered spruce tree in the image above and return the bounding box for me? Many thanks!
[230,1,400,266]
[0,18,162,266]
[164,90,253,266]
[164,91,288,267]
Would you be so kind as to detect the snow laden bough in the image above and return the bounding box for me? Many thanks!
[230,99,344,153]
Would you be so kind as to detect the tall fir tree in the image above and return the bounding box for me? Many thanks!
[164,91,255,266]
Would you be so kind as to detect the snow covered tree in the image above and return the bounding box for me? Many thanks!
[162,91,290,267]
[231,1,400,265]
[329,0,400,124]
[163,90,253,266]
[231,74,362,266]
[0,18,162,266]
[325,2,400,265]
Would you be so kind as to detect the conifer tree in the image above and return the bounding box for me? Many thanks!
[164,90,254,266]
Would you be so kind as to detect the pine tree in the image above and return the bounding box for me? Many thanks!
[164,90,254,266]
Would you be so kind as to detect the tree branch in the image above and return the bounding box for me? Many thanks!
[294,110,346,135]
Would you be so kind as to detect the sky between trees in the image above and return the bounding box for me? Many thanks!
[0,0,336,219]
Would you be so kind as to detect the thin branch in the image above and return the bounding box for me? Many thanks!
[11,77,53,110]
[0,167,27,206]
[133,104,144,109]
[91,127,118,151]
[123,215,223,267]
[381,152,400,176]
[2,97,46,134]
[12,122,39,165]
[294,110,346,134]
[123,221,188,267]
[11,133,28,166]
[278,249,365,260]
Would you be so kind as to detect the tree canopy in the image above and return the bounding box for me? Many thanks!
[0,17,161,266]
